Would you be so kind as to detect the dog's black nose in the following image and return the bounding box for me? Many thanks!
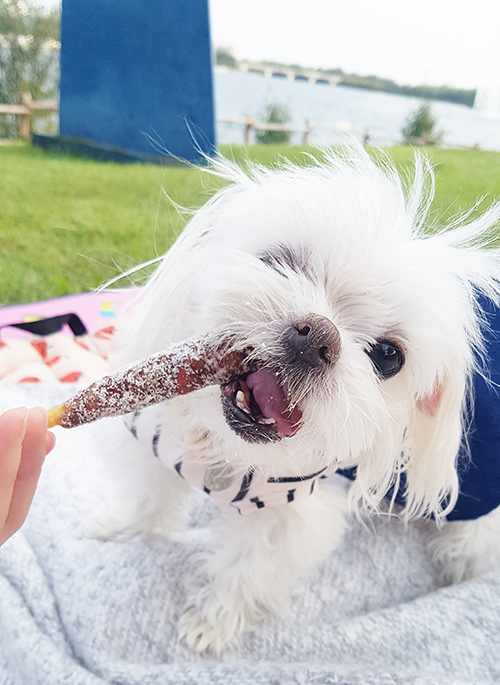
[286,314,341,368]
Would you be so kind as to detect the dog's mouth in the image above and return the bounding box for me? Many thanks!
[221,368,302,443]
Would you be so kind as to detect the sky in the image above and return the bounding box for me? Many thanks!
[40,0,499,90]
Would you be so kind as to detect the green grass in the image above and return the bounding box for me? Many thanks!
[0,143,224,305]
[0,142,499,306]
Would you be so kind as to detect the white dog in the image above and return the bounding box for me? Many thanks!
[97,144,500,653]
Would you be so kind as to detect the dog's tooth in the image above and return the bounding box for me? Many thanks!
[258,417,276,425]
[236,390,250,413]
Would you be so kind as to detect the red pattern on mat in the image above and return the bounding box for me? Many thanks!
[0,328,116,385]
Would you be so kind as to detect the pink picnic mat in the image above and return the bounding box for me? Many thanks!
[0,289,141,339]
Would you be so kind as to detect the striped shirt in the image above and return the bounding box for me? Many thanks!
[124,409,336,514]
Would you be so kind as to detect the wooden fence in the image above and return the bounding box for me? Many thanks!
[0,93,58,139]
[219,116,312,144]
[0,96,312,145]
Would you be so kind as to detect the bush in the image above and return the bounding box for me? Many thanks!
[402,102,442,146]
[256,103,291,145]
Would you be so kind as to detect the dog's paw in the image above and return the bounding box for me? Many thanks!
[178,602,247,654]
[429,507,500,585]
[87,504,188,542]
[85,512,136,541]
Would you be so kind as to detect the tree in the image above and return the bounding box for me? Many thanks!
[401,102,443,146]
[0,0,60,136]
[256,103,291,145]
[215,48,238,70]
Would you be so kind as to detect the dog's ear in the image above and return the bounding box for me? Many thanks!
[403,371,462,522]
[415,378,443,417]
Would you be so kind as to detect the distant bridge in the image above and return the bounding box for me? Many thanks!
[236,61,340,86]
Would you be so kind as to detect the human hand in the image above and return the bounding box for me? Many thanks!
[0,407,55,545]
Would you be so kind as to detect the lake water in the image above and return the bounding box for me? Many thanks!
[214,69,500,151]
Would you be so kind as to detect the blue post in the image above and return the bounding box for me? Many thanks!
[57,0,215,163]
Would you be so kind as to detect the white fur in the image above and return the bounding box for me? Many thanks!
[98,143,500,652]
[428,505,500,584]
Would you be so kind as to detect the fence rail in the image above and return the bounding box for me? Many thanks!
[0,96,312,146]
[0,93,58,139]
[219,116,312,144]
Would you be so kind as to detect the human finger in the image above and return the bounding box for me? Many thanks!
[0,408,47,543]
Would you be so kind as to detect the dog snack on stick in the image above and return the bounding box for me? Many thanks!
[47,334,250,429]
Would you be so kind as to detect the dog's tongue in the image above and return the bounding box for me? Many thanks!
[246,368,302,436]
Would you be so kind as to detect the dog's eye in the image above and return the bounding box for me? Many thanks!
[366,340,404,379]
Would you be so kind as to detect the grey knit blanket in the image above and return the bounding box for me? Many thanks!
[0,384,499,685]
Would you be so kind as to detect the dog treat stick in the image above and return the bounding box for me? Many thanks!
[47,335,249,429]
